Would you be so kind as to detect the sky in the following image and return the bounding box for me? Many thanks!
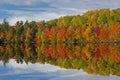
[0,0,120,80]
[0,0,120,25]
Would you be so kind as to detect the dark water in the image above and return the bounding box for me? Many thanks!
[0,43,120,80]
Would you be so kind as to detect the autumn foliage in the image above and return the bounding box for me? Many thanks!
[0,8,120,76]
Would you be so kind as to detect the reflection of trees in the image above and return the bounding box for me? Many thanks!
[110,45,120,63]
[0,43,120,76]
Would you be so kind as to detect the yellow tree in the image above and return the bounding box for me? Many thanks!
[81,44,92,60]
[35,27,42,44]
[82,26,92,42]
[74,27,81,42]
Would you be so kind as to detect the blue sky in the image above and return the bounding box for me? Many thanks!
[0,0,120,25]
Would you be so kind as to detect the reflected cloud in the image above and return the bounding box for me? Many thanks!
[0,59,66,73]
[0,59,120,80]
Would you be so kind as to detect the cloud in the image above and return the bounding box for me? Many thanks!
[51,74,120,80]
[1,0,120,9]
[0,0,50,5]
[48,0,120,9]
[1,0,120,25]
[5,59,66,72]
[1,9,66,25]
[0,6,86,25]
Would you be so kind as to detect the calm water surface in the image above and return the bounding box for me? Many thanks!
[0,43,120,80]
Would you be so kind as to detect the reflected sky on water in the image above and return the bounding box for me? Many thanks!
[0,42,120,80]
[0,59,120,80]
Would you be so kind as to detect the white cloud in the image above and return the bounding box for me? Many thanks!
[2,10,66,25]
[5,59,66,73]
[0,7,86,25]
[1,0,120,25]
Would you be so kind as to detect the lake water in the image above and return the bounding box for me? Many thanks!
[0,43,120,80]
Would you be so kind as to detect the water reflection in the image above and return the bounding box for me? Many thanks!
[0,43,120,76]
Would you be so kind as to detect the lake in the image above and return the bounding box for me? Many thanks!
[0,43,120,80]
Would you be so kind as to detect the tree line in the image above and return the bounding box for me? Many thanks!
[0,8,120,44]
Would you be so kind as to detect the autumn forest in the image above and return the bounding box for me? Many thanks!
[0,8,120,43]
[0,8,120,76]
